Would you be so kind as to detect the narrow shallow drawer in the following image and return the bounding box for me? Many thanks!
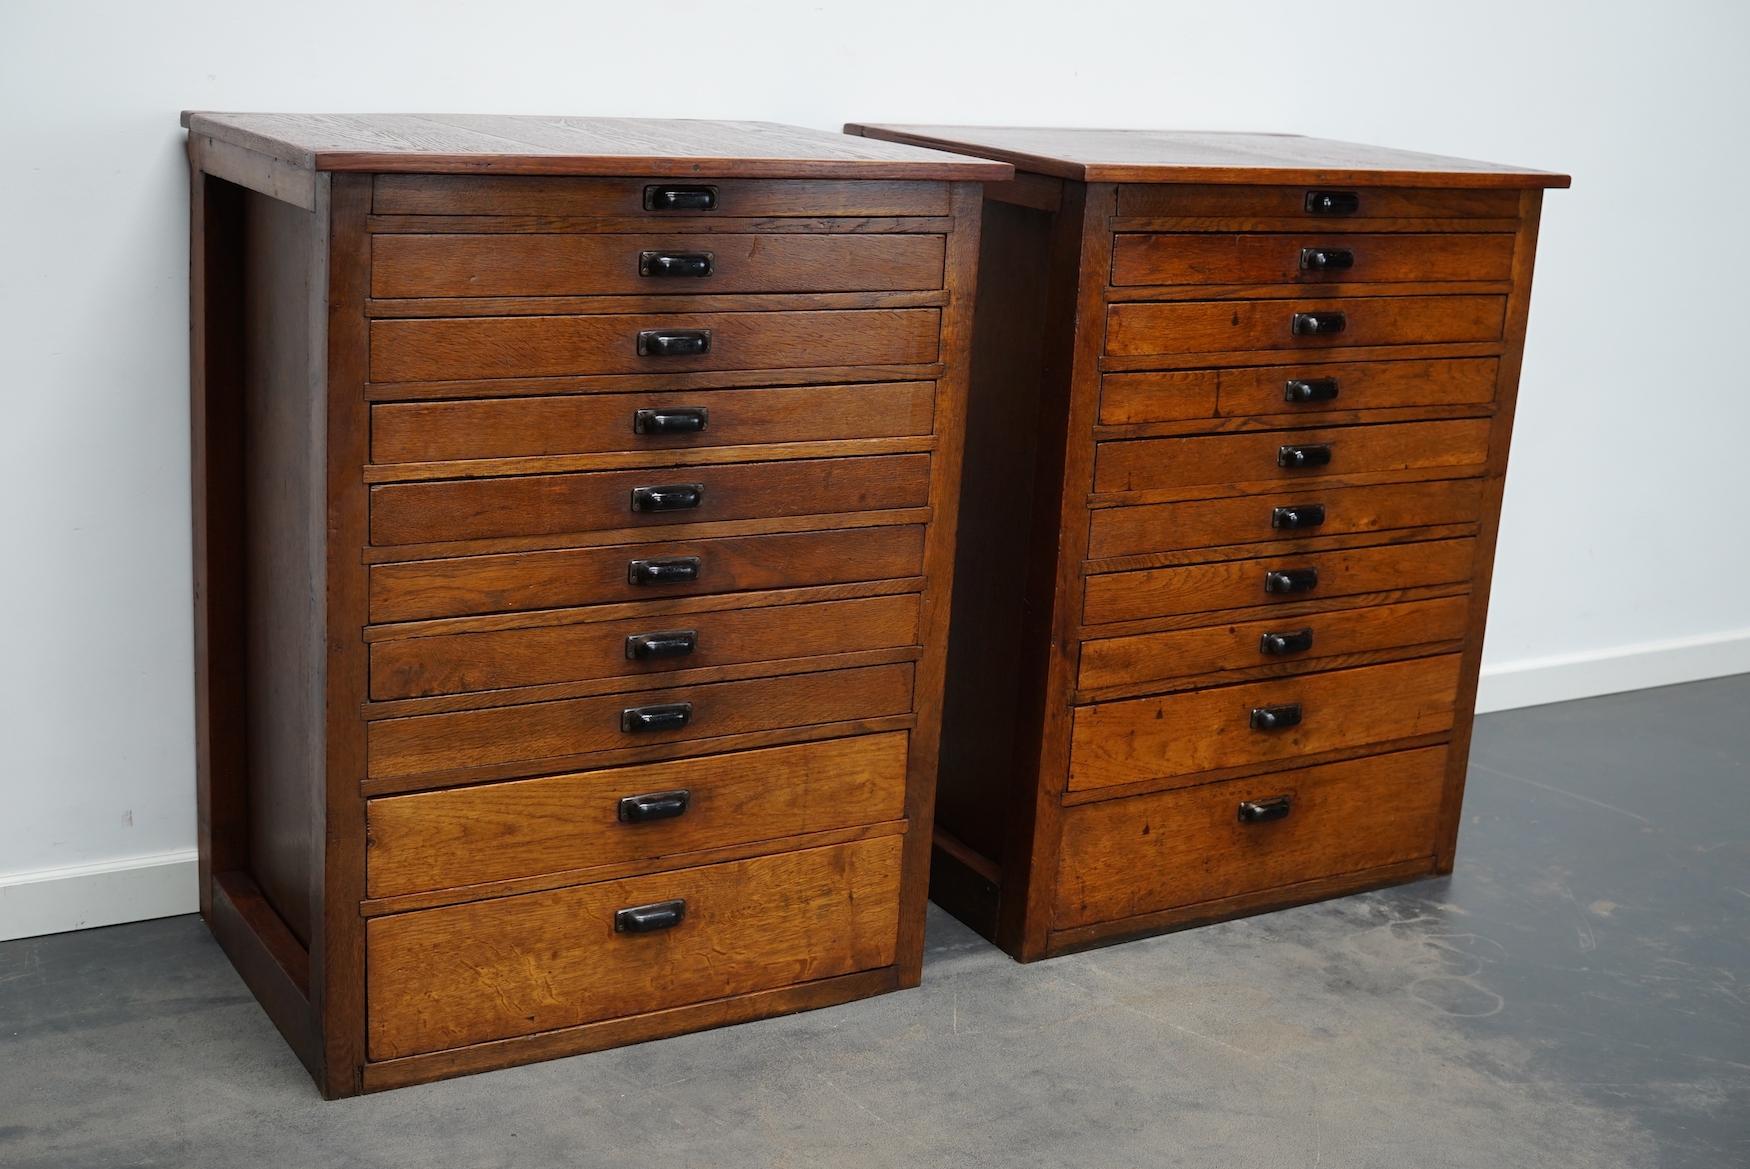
[370,308,940,383]
[1111,233,1515,287]
[374,175,951,217]
[370,593,920,700]
[1078,596,1470,693]
[366,733,909,897]
[1088,478,1486,559]
[1066,655,1461,793]
[370,381,935,465]
[1053,747,1447,928]
[367,662,914,782]
[1093,420,1490,495]
[366,835,903,1059]
[368,453,931,546]
[1105,295,1505,358]
[1099,359,1498,426]
[1083,538,1476,625]
[1115,185,1521,220]
[368,525,927,622]
[372,233,946,298]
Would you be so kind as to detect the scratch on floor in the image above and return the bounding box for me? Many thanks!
[1470,762,1655,827]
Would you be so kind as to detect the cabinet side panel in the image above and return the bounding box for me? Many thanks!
[933,200,1055,868]
[241,189,326,946]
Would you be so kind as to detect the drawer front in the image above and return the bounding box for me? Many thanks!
[374,175,951,218]
[370,593,921,700]
[366,733,909,897]
[1111,233,1515,287]
[368,453,931,546]
[372,233,946,298]
[368,525,927,622]
[367,662,914,781]
[371,308,940,383]
[1093,420,1490,495]
[1054,748,1447,928]
[1098,359,1498,425]
[366,835,903,1058]
[370,381,935,465]
[1115,185,1521,220]
[1078,596,1471,693]
[1088,479,1486,559]
[1066,655,1461,793]
[1083,538,1476,625]
[1105,295,1505,358]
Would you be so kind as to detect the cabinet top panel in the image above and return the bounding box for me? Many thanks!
[845,125,1568,188]
[181,113,1013,180]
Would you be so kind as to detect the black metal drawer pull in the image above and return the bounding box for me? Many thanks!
[1260,628,1315,656]
[620,702,693,734]
[1278,443,1333,469]
[1291,312,1347,337]
[626,630,698,661]
[628,556,700,586]
[1284,377,1340,403]
[644,184,718,212]
[638,329,712,357]
[639,250,714,278]
[1300,247,1355,272]
[630,483,703,513]
[617,789,691,824]
[633,407,708,435]
[1265,567,1319,594]
[1305,190,1359,216]
[1249,703,1303,731]
[614,898,687,933]
[1238,796,1293,824]
[1271,503,1326,530]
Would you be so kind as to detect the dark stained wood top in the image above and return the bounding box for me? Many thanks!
[844,125,1569,188]
[182,113,1013,180]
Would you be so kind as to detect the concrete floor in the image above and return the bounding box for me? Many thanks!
[3,676,1746,1169]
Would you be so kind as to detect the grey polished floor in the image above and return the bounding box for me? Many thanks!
[3,676,1746,1168]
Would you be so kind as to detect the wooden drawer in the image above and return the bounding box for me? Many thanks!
[366,835,903,1058]
[1092,420,1491,495]
[370,308,940,383]
[1066,654,1461,793]
[1083,538,1476,625]
[1111,232,1515,287]
[372,233,946,298]
[368,453,931,546]
[373,175,951,217]
[367,662,914,782]
[1054,748,1447,928]
[1098,359,1498,426]
[1078,596,1470,694]
[1115,185,1521,220]
[366,733,909,897]
[370,381,935,465]
[1088,478,1486,559]
[370,593,920,700]
[368,525,927,622]
[1105,295,1505,358]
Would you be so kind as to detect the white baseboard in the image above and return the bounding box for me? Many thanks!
[1477,627,1750,713]
[1,632,1744,943]
[0,849,198,942]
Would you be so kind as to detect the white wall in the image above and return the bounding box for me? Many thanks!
[4,0,1746,938]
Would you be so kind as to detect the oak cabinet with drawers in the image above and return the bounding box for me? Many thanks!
[845,124,1566,961]
[185,113,1007,1095]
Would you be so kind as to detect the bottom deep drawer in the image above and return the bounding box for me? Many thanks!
[1053,747,1447,930]
[367,834,904,1060]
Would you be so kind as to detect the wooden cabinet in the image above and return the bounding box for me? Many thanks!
[186,113,1007,1095]
[846,124,1566,960]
